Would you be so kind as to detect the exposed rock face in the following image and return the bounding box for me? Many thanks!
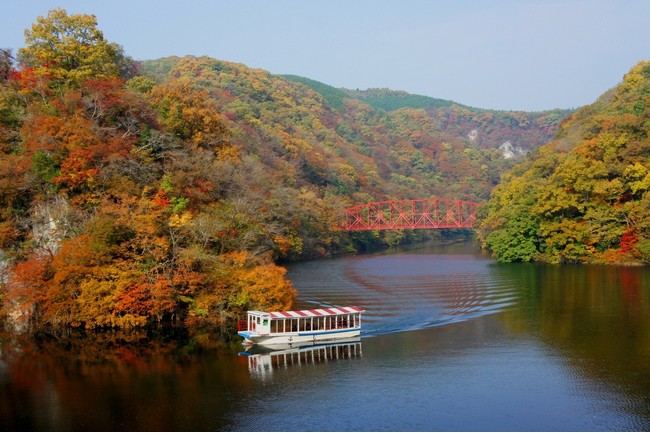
[499,141,526,159]
[0,251,8,284]
[31,195,79,256]
[3,195,81,332]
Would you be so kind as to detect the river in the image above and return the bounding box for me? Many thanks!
[1,240,650,431]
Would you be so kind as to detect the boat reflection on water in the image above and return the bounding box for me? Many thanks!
[239,338,362,379]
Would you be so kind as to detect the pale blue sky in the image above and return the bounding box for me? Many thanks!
[3,1,649,111]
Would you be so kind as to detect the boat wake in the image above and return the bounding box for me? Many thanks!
[289,252,520,338]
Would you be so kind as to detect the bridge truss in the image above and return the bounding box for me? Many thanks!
[342,198,479,231]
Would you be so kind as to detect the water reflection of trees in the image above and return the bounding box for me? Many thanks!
[495,263,650,428]
[0,328,247,431]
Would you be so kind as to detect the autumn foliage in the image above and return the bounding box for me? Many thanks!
[477,61,650,264]
[0,9,566,331]
[0,10,297,330]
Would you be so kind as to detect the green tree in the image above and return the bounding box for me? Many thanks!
[478,61,650,264]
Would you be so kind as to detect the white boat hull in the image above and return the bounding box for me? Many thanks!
[238,306,365,347]
[239,328,361,347]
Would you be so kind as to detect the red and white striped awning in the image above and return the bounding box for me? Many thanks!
[269,306,364,319]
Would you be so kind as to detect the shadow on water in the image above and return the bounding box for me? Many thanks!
[490,261,650,429]
[0,328,249,431]
[3,240,650,430]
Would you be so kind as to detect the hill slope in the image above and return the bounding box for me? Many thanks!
[0,9,575,331]
[142,55,563,206]
[281,76,572,156]
[477,61,650,264]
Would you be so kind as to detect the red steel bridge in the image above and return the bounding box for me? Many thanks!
[341,198,479,231]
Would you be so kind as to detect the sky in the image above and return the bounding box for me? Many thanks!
[2,0,650,111]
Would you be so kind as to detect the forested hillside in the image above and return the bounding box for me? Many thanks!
[142,56,568,203]
[284,78,572,157]
[0,9,568,331]
[477,61,650,265]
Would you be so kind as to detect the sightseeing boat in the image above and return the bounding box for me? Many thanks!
[237,306,365,346]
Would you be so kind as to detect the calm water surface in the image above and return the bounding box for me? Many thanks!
[2,241,650,431]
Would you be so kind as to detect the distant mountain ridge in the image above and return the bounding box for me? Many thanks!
[342,87,467,111]
[140,56,570,208]
[280,75,462,111]
[280,73,573,157]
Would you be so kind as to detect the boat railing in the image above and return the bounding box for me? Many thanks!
[237,320,248,332]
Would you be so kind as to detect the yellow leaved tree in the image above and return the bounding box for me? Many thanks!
[18,8,127,85]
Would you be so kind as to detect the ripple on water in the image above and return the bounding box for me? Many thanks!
[288,252,519,337]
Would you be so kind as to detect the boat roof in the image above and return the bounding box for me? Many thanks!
[248,306,364,319]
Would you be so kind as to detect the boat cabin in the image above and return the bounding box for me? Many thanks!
[238,306,365,346]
